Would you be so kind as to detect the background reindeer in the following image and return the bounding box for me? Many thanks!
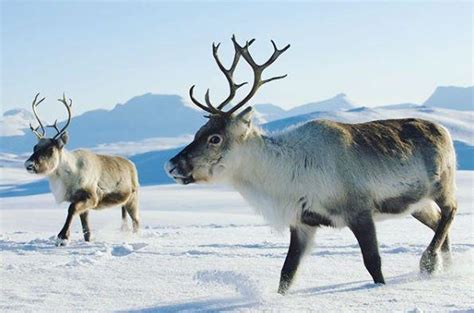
[165,36,457,294]
[25,93,140,246]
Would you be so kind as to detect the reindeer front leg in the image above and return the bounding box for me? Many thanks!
[80,211,91,242]
[278,225,316,294]
[56,203,76,245]
[56,190,97,246]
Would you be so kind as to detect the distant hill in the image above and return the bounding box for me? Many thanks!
[285,93,355,117]
[253,103,286,123]
[375,103,421,110]
[0,109,36,136]
[1,86,473,154]
[253,93,356,122]
[1,94,205,154]
[423,86,473,111]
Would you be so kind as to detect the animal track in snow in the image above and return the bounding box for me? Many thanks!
[194,270,262,299]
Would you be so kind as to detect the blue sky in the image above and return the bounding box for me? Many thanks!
[1,1,472,117]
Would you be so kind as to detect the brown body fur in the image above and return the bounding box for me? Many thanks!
[26,138,140,245]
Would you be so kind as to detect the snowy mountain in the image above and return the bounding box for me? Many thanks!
[253,103,286,123]
[252,93,356,123]
[423,86,473,111]
[375,103,421,110]
[4,86,471,154]
[1,94,205,153]
[285,93,355,117]
[0,109,36,136]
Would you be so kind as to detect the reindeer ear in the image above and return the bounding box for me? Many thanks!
[56,131,69,148]
[237,107,254,126]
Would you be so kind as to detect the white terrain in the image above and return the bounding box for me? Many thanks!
[0,168,473,312]
[1,86,473,311]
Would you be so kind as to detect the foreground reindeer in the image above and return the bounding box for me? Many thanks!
[25,94,140,245]
[166,36,457,294]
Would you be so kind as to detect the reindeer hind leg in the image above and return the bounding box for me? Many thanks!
[412,202,451,269]
[419,181,457,274]
[120,206,130,231]
[123,191,139,233]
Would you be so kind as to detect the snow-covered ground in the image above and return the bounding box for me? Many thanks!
[1,170,473,312]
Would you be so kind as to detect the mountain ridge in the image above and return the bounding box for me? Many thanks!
[1,86,472,154]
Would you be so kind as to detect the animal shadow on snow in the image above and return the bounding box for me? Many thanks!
[293,272,418,297]
[120,297,259,313]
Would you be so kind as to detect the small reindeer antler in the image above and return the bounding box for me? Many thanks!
[47,93,73,139]
[29,93,46,139]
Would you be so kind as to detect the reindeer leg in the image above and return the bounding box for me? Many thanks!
[80,211,91,242]
[120,206,129,231]
[420,198,457,274]
[349,211,385,284]
[124,191,140,233]
[56,190,97,246]
[278,225,315,295]
[57,203,77,246]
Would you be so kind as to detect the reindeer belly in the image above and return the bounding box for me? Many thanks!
[373,198,435,222]
[95,182,132,209]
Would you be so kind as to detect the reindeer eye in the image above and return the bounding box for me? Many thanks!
[208,135,222,145]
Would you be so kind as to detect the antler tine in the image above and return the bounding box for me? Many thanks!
[204,89,220,112]
[189,36,289,117]
[53,93,73,139]
[46,119,61,137]
[225,38,290,115]
[30,93,46,139]
[263,40,291,69]
[29,124,43,139]
[213,35,252,110]
[189,85,219,114]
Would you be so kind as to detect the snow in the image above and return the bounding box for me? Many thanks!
[0,109,36,137]
[89,135,194,157]
[423,86,473,111]
[1,169,473,312]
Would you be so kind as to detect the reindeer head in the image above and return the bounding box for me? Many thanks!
[165,35,289,184]
[24,93,72,175]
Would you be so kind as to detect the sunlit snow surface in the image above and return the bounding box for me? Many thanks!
[0,169,473,312]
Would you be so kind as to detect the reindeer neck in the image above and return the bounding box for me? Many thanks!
[229,132,298,193]
[49,148,76,179]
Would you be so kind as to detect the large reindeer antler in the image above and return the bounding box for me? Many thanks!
[189,35,290,116]
[47,93,73,139]
[29,93,46,139]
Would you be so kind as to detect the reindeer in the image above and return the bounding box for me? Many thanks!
[24,93,140,246]
[165,36,457,294]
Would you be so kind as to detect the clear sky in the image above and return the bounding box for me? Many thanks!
[1,1,472,118]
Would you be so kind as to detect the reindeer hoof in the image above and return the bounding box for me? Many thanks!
[420,250,440,274]
[121,223,130,232]
[278,281,290,295]
[55,237,69,247]
[441,252,452,269]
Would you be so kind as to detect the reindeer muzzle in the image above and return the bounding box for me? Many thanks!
[164,159,195,185]
[24,160,37,173]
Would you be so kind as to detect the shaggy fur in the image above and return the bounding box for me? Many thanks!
[25,133,139,245]
[166,108,457,294]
